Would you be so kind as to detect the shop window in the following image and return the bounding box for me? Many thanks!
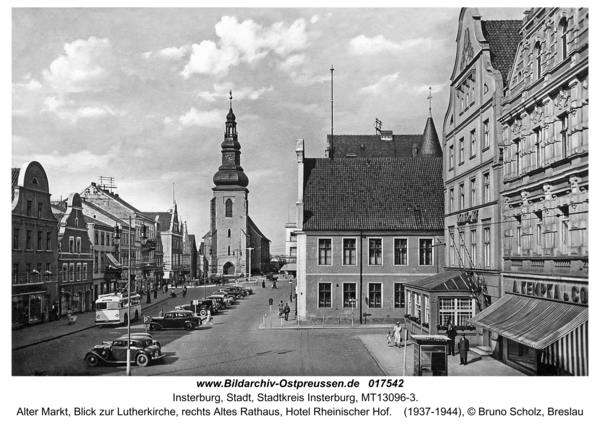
[507,339,538,372]
[394,238,408,265]
[318,239,332,265]
[394,283,405,308]
[369,239,382,265]
[343,238,356,265]
[419,239,433,266]
[318,283,331,308]
[343,283,356,308]
[368,283,382,308]
[414,293,422,320]
[438,297,474,326]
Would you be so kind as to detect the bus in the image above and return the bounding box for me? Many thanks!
[95,292,142,325]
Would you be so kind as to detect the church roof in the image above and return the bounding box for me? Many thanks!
[328,134,422,158]
[302,157,444,231]
[481,20,522,85]
[420,117,443,157]
[248,216,271,242]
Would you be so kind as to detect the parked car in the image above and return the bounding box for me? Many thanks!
[208,294,229,307]
[120,332,161,349]
[213,291,236,304]
[84,335,164,367]
[234,284,253,295]
[175,299,217,316]
[148,310,201,331]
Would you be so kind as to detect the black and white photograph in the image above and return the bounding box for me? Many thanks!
[7,3,593,423]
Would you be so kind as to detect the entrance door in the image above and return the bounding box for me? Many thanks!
[223,262,235,275]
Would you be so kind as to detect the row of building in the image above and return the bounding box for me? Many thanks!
[290,7,588,376]
[12,169,200,327]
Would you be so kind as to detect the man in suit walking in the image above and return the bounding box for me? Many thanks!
[458,333,470,365]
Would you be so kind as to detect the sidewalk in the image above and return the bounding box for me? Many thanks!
[12,286,198,351]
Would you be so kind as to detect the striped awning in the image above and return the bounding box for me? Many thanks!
[106,253,122,269]
[468,294,588,350]
[280,263,297,272]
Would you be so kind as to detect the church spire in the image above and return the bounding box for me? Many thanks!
[213,93,249,189]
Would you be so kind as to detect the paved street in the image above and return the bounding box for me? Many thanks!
[13,279,384,376]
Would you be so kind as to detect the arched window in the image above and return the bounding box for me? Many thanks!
[560,19,568,62]
[534,42,542,80]
[225,199,233,217]
[228,246,231,256]
[227,229,231,238]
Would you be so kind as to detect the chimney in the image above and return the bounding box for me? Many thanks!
[412,144,419,157]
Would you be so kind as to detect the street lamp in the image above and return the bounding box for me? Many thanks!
[114,217,134,377]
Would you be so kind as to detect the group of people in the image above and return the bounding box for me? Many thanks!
[277,301,291,320]
[387,320,471,366]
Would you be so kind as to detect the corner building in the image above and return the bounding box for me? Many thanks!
[470,7,588,376]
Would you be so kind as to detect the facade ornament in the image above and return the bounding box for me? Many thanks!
[554,88,570,109]
[521,190,530,206]
[531,105,544,126]
[460,28,474,70]
[569,175,581,193]
[543,183,556,200]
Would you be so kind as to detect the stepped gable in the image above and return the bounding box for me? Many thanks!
[303,157,444,231]
[328,134,422,158]
[481,20,522,85]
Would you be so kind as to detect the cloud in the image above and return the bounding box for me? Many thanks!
[42,95,126,123]
[357,73,402,95]
[310,15,320,24]
[349,34,431,55]
[27,147,121,174]
[278,54,305,72]
[42,36,119,93]
[415,83,446,94]
[178,108,223,128]
[198,84,274,102]
[157,45,191,60]
[182,16,309,78]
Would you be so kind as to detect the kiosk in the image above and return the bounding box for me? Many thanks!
[412,335,450,376]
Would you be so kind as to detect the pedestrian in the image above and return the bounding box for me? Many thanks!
[392,321,403,347]
[387,331,393,347]
[446,320,457,356]
[458,333,470,365]
[159,309,164,317]
[278,301,284,318]
[153,286,158,299]
[182,285,187,298]
[205,309,213,326]
[284,303,290,321]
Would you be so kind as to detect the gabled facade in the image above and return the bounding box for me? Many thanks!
[473,7,588,376]
[144,206,183,284]
[442,8,521,344]
[52,193,94,315]
[12,161,58,327]
[295,114,445,324]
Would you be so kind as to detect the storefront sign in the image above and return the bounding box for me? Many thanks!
[457,209,478,225]
[510,279,588,305]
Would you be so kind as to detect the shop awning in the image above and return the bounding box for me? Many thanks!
[468,294,588,350]
[106,253,122,269]
[279,263,297,272]
[404,270,473,292]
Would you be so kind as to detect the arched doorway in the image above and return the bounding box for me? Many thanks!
[223,262,235,276]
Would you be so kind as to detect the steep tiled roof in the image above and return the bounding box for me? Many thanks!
[420,117,443,157]
[12,168,20,201]
[328,134,422,159]
[248,216,271,242]
[481,20,522,85]
[303,157,444,231]
[143,212,173,233]
[51,203,66,223]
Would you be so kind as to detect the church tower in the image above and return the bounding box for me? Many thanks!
[209,94,250,276]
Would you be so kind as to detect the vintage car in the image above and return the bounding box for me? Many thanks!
[175,299,217,316]
[207,294,229,308]
[233,284,253,295]
[148,310,201,331]
[212,291,235,304]
[84,335,164,367]
[121,332,161,349]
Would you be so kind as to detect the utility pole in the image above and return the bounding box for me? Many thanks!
[247,247,254,277]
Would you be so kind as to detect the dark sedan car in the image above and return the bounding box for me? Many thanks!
[84,335,164,367]
[175,299,217,316]
[148,310,201,331]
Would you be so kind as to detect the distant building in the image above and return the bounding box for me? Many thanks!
[83,213,121,296]
[143,205,183,285]
[295,115,445,324]
[12,161,58,327]
[203,102,271,276]
[52,193,94,315]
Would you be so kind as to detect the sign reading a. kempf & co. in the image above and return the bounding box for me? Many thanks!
[508,279,588,305]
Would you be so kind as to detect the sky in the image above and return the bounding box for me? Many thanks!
[11,7,526,254]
